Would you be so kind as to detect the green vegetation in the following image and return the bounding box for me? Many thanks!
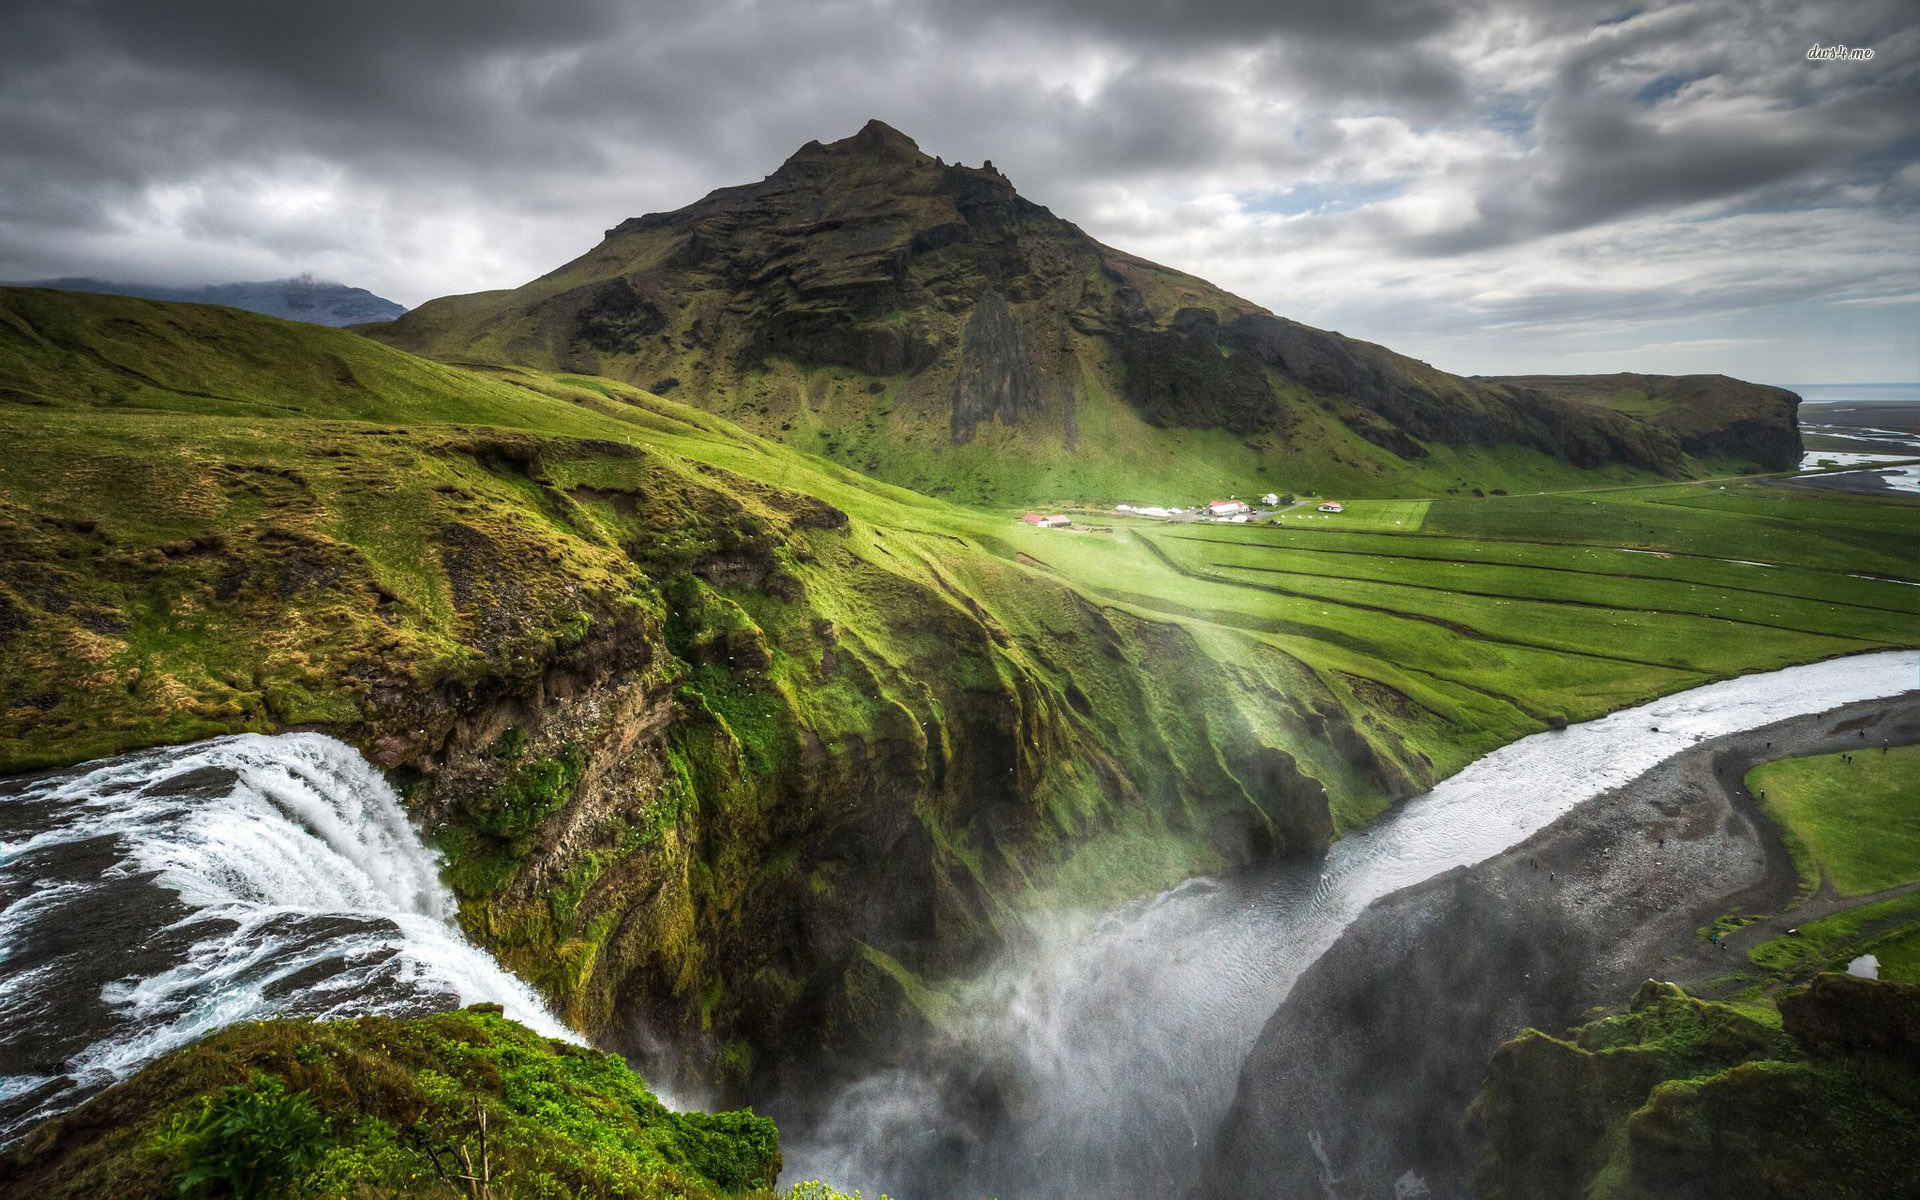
[1270,498,1429,531]
[4,129,1897,1198]
[0,1007,779,1199]
[1471,975,1920,1200]
[1746,891,1920,984]
[158,1074,331,1199]
[1748,745,1920,897]
[2,286,1914,1131]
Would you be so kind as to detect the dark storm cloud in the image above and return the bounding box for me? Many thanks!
[953,0,1466,48]
[1401,0,1920,253]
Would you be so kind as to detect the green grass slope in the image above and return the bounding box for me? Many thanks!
[1749,745,1920,898]
[371,121,1792,507]
[2,285,1911,1102]
[0,1007,779,1199]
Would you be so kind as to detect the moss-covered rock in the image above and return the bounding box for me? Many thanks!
[0,1007,779,1199]
[1470,976,1920,1199]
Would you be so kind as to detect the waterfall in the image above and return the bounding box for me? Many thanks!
[0,732,569,1142]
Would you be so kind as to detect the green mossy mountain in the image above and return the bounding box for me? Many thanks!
[1470,975,1920,1199]
[371,120,1797,505]
[0,284,1412,1099]
[2,283,1908,1121]
[0,1007,780,1199]
[5,275,1911,1139]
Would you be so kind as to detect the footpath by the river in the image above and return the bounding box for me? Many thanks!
[1202,690,1920,1200]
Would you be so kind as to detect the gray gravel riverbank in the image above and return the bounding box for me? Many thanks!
[1201,691,1920,1200]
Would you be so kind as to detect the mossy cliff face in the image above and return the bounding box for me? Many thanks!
[408,452,1372,1096]
[0,288,1427,1101]
[0,1007,780,1199]
[1469,975,1920,1199]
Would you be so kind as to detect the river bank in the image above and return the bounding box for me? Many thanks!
[1203,691,1920,1199]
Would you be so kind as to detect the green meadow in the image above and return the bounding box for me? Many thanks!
[1750,744,1920,897]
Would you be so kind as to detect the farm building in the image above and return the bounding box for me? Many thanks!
[1317,501,1344,513]
[1207,500,1250,516]
[1262,492,1279,506]
[1022,512,1072,528]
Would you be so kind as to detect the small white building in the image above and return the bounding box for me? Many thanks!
[1317,501,1344,513]
[1262,492,1279,506]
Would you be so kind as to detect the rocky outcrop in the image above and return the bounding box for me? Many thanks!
[1471,976,1920,1200]
[1201,697,1920,1200]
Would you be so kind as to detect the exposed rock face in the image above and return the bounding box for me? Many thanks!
[374,120,1776,486]
[951,289,1033,442]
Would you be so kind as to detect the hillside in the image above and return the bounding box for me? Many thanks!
[0,1007,780,1199]
[1489,372,1804,471]
[3,286,1910,1112]
[19,274,405,326]
[371,120,1798,506]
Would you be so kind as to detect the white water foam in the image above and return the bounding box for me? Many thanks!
[0,732,571,1139]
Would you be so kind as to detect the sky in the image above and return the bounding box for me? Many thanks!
[2,0,1914,383]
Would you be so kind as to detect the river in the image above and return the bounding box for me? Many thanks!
[1,652,1915,1187]
[777,649,1919,1197]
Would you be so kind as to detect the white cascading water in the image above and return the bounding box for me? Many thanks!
[0,732,571,1142]
[782,649,1920,1198]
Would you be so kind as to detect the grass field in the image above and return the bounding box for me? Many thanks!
[1270,499,1429,532]
[1748,745,1920,897]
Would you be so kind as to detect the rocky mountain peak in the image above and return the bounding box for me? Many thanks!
[378,123,1799,491]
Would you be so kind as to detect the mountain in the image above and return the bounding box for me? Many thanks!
[18,274,405,327]
[1482,372,1803,470]
[372,120,1797,504]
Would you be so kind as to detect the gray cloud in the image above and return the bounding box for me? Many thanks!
[0,0,1913,379]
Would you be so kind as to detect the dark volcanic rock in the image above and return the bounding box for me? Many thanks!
[1488,372,1802,470]
[951,290,1033,442]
